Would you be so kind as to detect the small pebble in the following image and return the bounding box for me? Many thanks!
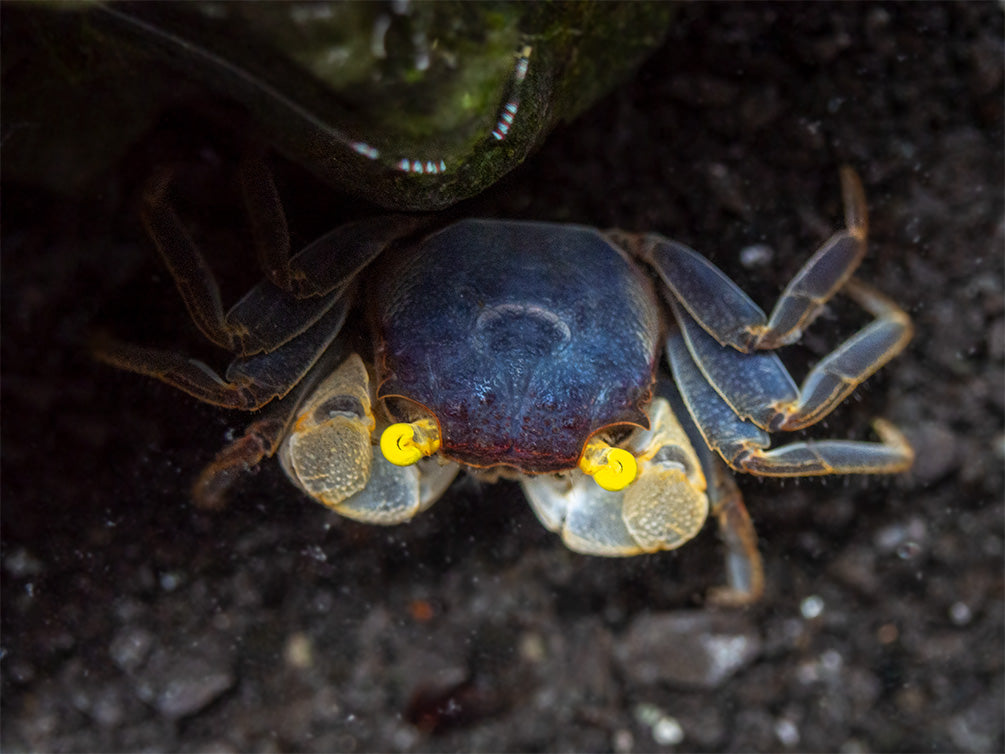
[876,623,899,644]
[159,571,183,592]
[132,643,235,720]
[616,611,761,689]
[874,518,928,556]
[740,243,774,268]
[774,717,800,748]
[653,717,685,746]
[948,601,973,626]
[90,685,127,728]
[896,541,923,560]
[800,595,825,619]
[4,547,43,578]
[155,664,234,720]
[635,704,685,746]
[284,632,314,670]
[613,729,634,753]
[109,627,154,673]
[518,631,547,663]
[820,649,843,673]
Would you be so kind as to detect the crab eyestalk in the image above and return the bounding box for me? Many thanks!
[579,439,638,491]
[381,419,441,466]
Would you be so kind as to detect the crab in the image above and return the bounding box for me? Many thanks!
[96,163,913,603]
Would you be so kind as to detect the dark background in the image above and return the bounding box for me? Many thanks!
[3,3,1002,752]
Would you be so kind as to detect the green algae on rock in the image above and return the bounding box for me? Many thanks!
[3,2,675,210]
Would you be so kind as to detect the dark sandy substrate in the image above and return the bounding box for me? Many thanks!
[2,3,1002,752]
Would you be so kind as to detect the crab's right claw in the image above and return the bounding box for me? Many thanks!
[279,354,458,524]
[521,475,639,556]
[330,450,459,525]
[280,354,376,505]
[521,398,710,555]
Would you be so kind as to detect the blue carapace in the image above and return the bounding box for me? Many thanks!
[374,220,660,472]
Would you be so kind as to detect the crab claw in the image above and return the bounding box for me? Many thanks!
[280,354,376,504]
[279,353,458,524]
[328,448,459,525]
[521,397,709,555]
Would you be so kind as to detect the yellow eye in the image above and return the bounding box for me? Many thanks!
[579,440,638,491]
[380,419,441,466]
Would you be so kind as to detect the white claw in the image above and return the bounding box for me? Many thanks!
[332,450,458,525]
[522,473,644,556]
[280,353,459,524]
[521,398,710,555]
[280,354,376,506]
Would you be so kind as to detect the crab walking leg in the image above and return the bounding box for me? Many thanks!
[630,167,868,352]
[283,215,433,298]
[144,166,424,357]
[667,295,798,429]
[753,166,869,349]
[669,277,911,432]
[238,156,293,291]
[223,280,347,357]
[192,343,346,509]
[241,156,431,299]
[141,168,237,352]
[93,293,349,410]
[224,216,424,355]
[239,158,431,301]
[193,414,289,509]
[733,418,913,476]
[661,382,764,604]
[143,166,340,357]
[707,465,764,605]
[666,330,914,476]
[777,278,913,430]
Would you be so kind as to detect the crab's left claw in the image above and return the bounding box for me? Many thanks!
[521,398,709,555]
[279,354,458,524]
